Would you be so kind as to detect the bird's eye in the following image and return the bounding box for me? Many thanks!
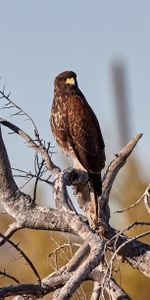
[65,77,75,85]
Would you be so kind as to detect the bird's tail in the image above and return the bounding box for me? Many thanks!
[89,172,102,197]
[89,172,102,219]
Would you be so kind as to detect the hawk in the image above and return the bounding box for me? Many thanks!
[50,71,105,216]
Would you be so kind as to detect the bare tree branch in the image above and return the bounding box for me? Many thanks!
[0,126,18,200]
[143,183,150,215]
[115,183,150,214]
[52,171,105,299]
[0,264,131,299]
[0,222,23,246]
[0,118,59,172]
[0,126,150,278]
[0,115,149,299]
[91,267,131,300]
[0,270,20,284]
[0,87,39,135]
[99,133,143,223]
[90,281,101,300]
[0,233,41,282]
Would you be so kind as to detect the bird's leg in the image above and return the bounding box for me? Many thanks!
[73,159,85,172]
[71,159,98,227]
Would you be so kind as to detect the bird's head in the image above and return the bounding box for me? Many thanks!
[54,71,78,91]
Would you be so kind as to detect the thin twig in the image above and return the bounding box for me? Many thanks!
[0,270,20,284]
[33,155,45,201]
[49,244,71,262]
[0,233,41,283]
[0,88,39,135]
[13,168,52,186]
[115,183,150,214]
[114,194,144,213]
[143,184,150,215]
[0,223,23,247]
[101,230,150,295]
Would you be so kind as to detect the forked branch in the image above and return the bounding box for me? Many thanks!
[0,115,149,299]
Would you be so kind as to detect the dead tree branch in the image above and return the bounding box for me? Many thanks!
[52,171,105,299]
[98,133,143,224]
[0,113,149,299]
[0,261,131,299]
[0,118,59,172]
[0,233,41,282]
[115,183,150,215]
[0,88,39,135]
[0,271,20,284]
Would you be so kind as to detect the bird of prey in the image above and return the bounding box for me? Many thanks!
[50,71,105,217]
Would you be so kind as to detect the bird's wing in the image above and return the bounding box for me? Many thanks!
[67,95,105,173]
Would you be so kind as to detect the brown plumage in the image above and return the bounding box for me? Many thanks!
[50,71,105,213]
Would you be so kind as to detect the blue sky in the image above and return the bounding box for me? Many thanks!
[0,1,150,194]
